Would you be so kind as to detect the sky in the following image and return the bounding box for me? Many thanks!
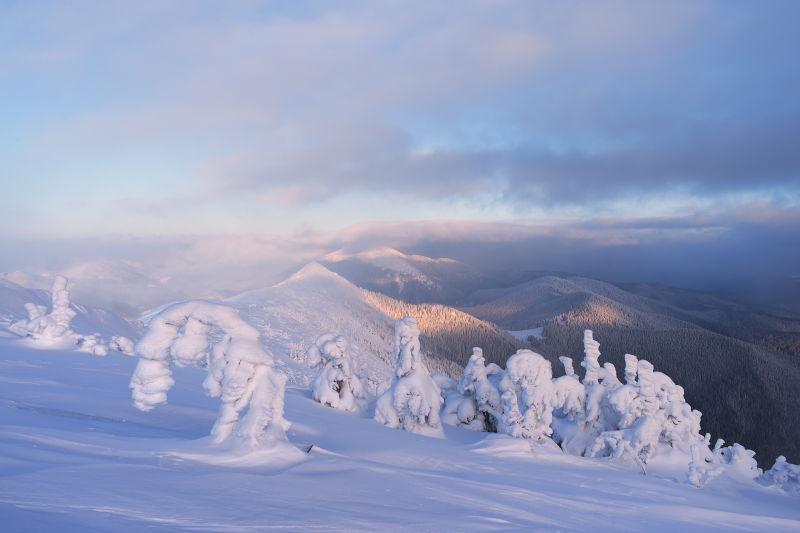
[1,1,799,302]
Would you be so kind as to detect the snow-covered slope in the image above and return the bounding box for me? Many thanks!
[1,342,798,531]
[227,262,397,390]
[225,262,523,386]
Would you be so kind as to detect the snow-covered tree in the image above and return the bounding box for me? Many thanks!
[759,456,800,495]
[442,347,501,432]
[687,436,725,488]
[8,275,115,356]
[307,333,365,412]
[10,275,77,345]
[129,301,290,450]
[374,316,444,438]
[687,435,761,488]
[497,349,554,442]
[551,356,585,421]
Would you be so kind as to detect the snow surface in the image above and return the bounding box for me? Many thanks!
[1,266,799,531]
[1,341,799,532]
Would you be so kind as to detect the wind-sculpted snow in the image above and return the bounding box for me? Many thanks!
[375,316,445,438]
[129,300,292,452]
[307,334,365,412]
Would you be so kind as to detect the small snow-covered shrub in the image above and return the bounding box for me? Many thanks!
[759,456,800,495]
[498,350,554,442]
[374,316,444,438]
[687,436,761,487]
[10,275,77,345]
[443,348,501,432]
[307,334,365,412]
[129,301,290,450]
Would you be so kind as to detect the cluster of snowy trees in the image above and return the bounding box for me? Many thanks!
[539,323,800,464]
[438,329,795,490]
[10,276,133,356]
[126,302,797,494]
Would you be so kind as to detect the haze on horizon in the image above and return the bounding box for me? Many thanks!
[2,1,798,306]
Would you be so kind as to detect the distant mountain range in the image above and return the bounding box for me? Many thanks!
[321,247,800,465]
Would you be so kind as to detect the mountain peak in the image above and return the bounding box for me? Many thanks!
[275,261,351,287]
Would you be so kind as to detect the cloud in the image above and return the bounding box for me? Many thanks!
[2,1,799,240]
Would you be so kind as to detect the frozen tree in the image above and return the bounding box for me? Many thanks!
[8,275,113,356]
[686,435,725,488]
[552,356,585,421]
[623,353,638,385]
[687,435,761,487]
[374,316,444,438]
[759,456,800,495]
[497,349,554,442]
[307,334,365,412]
[581,329,602,384]
[10,275,77,345]
[129,301,290,450]
[443,347,501,431]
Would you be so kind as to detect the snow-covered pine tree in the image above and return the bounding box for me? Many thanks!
[307,333,365,412]
[374,316,444,438]
[497,349,554,442]
[442,347,501,431]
